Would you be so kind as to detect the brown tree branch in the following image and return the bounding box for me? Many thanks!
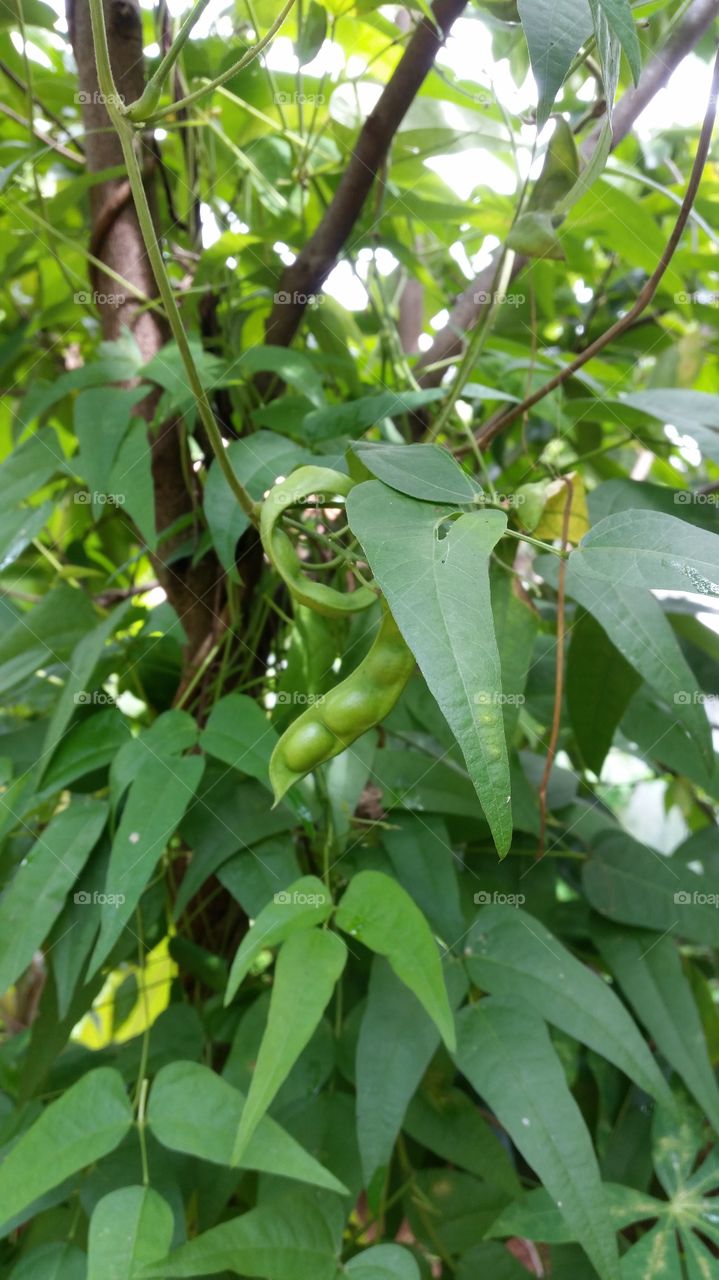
[415,0,719,386]
[263,0,467,350]
[68,0,220,656]
[476,44,719,449]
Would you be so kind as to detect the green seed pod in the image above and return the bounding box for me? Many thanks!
[261,465,376,618]
[270,609,415,803]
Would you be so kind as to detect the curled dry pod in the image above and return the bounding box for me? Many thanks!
[260,465,376,618]
[270,609,415,803]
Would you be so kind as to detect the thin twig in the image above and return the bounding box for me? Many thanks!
[476,45,719,450]
[536,477,573,860]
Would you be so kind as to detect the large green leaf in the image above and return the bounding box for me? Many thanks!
[147,1060,347,1192]
[0,425,64,505]
[404,1085,521,1196]
[89,753,205,974]
[455,998,620,1280]
[381,813,463,944]
[356,958,440,1186]
[352,442,479,504]
[87,1187,173,1280]
[566,610,641,774]
[572,511,719,597]
[516,0,593,127]
[592,921,719,1131]
[231,928,347,1163]
[583,831,719,946]
[594,0,640,81]
[565,564,711,761]
[464,906,670,1103]
[225,875,333,1003]
[138,1191,339,1279]
[8,1243,87,1280]
[346,483,511,855]
[335,870,455,1051]
[345,1245,420,1279]
[199,693,278,785]
[0,798,108,996]
[0,1068,132,1232]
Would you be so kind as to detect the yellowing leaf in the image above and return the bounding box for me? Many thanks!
[534,473,589,543]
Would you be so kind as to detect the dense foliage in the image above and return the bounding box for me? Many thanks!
[0,0,719,1275]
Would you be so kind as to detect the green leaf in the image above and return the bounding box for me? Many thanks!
[137,1191,339,1279]
[74,386,146,498]
[356,958,441,1185]
[0,426,64,505]
[346,484,512,855]
[351,442,479,504]
[455,998,620,1280]
[464,906,670,1103]
[225,875,334,1003]
[507,210,565,260]
[404,1085,521,1196]
[204,431,310,575]
[556,560,713,763]
[107,419,156,550]
[199,693,277,785]
[8,1243,87,1280]
[583,831,719,946]
[516,0,593,127]
[572,511,719,597]
[488,1183,666,1243]
[345,1244,420,1279]
[335,870,455,1051]
[295,0,327,65]
[620,1225,682,1280]
[0,1068,132,1232]
[382,813,463,944]
[87,1186,173,1280]
[89,753,205,974]
[566,610,641,774]
[0,798,108,996]
[621,390,719,467]
[147,1060,347,1192]
[528,118,580,211]
[231,928,347,1163]
[0,502,53,572]
[456,1244,532,1280]
[592,920,719,1131]
[594,0,640,83]
[303,390,445,443]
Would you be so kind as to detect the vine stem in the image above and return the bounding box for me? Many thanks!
[536,476,573,860]
[125,0,298,123]
[88,0,260,525]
